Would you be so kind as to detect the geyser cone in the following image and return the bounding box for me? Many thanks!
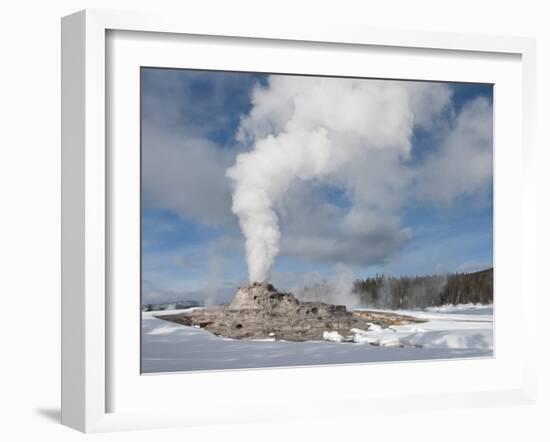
[157,282,423,342]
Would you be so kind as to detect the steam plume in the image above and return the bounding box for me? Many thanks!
[227,76,451,282]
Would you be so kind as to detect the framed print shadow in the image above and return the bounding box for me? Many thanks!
[61,9,537,433]
[140,68,495,374]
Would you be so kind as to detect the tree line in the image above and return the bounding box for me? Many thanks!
[352,268,493,309]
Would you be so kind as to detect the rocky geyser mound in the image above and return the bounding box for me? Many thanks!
[157,282,422,342]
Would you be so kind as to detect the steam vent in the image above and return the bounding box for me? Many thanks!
[158,282,422,342]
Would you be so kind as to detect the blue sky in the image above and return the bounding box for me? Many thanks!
[141,68,493,304]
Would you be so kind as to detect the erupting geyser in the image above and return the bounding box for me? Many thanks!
[226,76,451,283]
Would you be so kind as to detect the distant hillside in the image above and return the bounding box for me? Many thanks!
[352,268,493,309]
[141,300,203,312]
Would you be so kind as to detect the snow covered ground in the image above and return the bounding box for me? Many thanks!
[141,304,493,373]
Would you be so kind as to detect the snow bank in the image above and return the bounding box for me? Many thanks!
[142,305,493,373]
[322,331,346,342]
[349,305,493,349]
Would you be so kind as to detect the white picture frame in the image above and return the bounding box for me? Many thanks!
[61,9,537,433]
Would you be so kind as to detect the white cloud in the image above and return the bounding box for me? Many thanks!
[142,126,236,226]
[140,69,260,227]
[413,96,493,204]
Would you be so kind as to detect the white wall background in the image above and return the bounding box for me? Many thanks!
[0,1,548,440]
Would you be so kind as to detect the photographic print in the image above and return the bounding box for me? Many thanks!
[140,68,493,373]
